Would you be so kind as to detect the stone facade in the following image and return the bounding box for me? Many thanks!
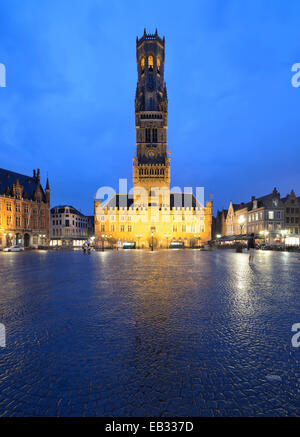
[50,205,89,247]
[0,168,50,248]
[94,31,212,248]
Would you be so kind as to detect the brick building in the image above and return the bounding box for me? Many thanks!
[0,168,50,248]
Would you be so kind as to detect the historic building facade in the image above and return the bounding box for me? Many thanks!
[50,205,89,247]
[94,30,212,248]
[0,168,50,248]
[216,188,300,245]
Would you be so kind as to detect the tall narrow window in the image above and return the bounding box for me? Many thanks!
[152,128,157,142]
[148,55,153,71]
[141,57,145,74]
[157,57,161,74]
[146,128,151,142]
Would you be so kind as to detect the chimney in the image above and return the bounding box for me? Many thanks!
[33,169,36,178]
[251,196,255,201]
[37,169,40,183]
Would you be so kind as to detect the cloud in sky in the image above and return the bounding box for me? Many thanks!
[1,0,300,214]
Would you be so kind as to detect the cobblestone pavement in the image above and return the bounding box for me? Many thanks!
[0,249,300,417]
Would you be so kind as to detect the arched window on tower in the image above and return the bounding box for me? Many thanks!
[145,128,151,142]
[141,57,145,74]
[148,55,153,72]
[157,57,161,74]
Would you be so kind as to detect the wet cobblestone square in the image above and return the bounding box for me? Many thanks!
[0,249,300,417]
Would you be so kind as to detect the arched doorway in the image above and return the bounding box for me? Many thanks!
[15,233,22,245]
[24,234,30,248]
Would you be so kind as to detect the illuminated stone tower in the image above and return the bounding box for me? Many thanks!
[133,29,170,207]
[94,30,213,249]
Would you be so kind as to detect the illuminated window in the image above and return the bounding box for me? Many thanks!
[157,57,161,73]
[141,57,145,74]
[148,55,153,71]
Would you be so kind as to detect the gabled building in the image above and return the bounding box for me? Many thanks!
[0,168,50,248]
[225,202,249,236]
[281,190,300,245]
[217,188,289,245]
[247,188,285,238]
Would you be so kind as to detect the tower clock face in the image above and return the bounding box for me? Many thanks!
[147,149,156,158]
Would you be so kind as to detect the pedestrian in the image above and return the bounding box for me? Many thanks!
[248,233,255,265]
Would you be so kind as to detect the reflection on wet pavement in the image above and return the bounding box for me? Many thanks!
[0,249,299,416]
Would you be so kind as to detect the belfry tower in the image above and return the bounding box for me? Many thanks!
[94,30,213,249]
[133,29,170,206]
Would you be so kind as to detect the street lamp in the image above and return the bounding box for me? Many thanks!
[260,230,269,244]
[164,234,170,249]
[281,229,288,248]
[101,234,105,252]
[151,232,154,251]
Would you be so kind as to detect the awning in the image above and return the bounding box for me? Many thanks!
[215,234,264,242]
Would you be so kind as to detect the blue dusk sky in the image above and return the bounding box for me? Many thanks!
[1,0,300,215]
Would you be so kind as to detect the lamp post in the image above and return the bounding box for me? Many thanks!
[151,232,154,251]
[164,234,170,249]
[101,234,105,252]
[281,229,288,249]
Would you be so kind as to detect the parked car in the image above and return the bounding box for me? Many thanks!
[3,245,25,252]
